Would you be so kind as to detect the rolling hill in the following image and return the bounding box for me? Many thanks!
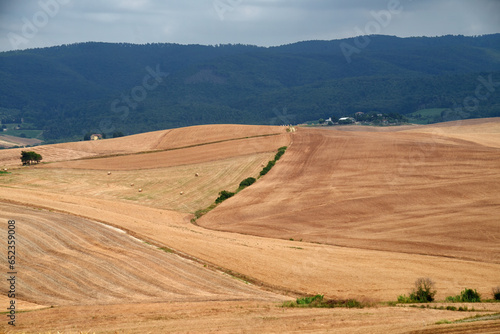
[0,121,499,332]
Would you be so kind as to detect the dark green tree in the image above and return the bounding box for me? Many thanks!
[215,190,235,204]
[21,151,42,165]
[239,177,256,189]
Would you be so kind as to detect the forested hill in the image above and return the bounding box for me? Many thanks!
[1,34,500,142]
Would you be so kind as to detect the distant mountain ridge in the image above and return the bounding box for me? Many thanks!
[0,34,499,142]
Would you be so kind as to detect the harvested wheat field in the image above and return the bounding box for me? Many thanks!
[201,119,500,263]
[0,124,287,167]
[1,122,499,333]
[0,203,282,306]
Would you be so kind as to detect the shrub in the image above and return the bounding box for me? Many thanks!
[283,295,364,309]
[274,146,287,161]
[410,278,437,303]
[238,177,256,189]
[398,295,412,303]
[259,160,275,176]
[445,295,461,303]
[460,289,481,302]
[343,299,364,308]
[259,147,287,176]
[493,287,500,301]
[296,294,324,306]
[398,278,436,303]
[215,190,235,204]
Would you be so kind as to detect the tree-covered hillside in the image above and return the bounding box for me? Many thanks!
[0,34,499,142]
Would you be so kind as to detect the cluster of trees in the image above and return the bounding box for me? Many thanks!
[0,35,499,142]
[20,151,42,165]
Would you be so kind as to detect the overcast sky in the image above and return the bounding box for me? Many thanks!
[0,0,499,52]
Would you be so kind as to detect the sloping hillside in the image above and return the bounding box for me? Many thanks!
[0,124,287,167]
[199,119,500,264]
[1,122,499,333]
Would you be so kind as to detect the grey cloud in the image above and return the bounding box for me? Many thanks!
[0,0,498,52]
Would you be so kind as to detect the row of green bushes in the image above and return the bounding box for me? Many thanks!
[193,147,288,221]
[214,146,287,205]
[260,146,287,176]
[398,278,500,303]
[214,176,257,204]
[282,294,364,309]
[282,282,499,310]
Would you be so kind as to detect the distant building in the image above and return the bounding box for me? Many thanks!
[90,134,103,141]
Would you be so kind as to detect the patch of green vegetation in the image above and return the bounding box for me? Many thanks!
[445,295,461,303]
[460,289,481,303]
[21,150,42,165]
[406,108,471,125]
[493,287,500,301]
[158,247,174,253]
[274,146,287,161]
[194,203,217,219]
[398,278,436,303]
[2,129,43,139]
[282,295,365,309]
[259,160,275,176]
[408,304,479,312]
[455,313,500,323]
[406,108,447,124]
[260,146,287,177]
[238,177,256,191]
[446,288,481,303]
[215,190,235,204]
[191,146,288,222]
[435,313,500,325]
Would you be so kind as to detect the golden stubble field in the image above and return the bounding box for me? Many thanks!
[0,122,499,333]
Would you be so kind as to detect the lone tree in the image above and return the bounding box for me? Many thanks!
[21,151,42,165]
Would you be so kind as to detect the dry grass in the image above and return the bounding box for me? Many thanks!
[1,153,273,213]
